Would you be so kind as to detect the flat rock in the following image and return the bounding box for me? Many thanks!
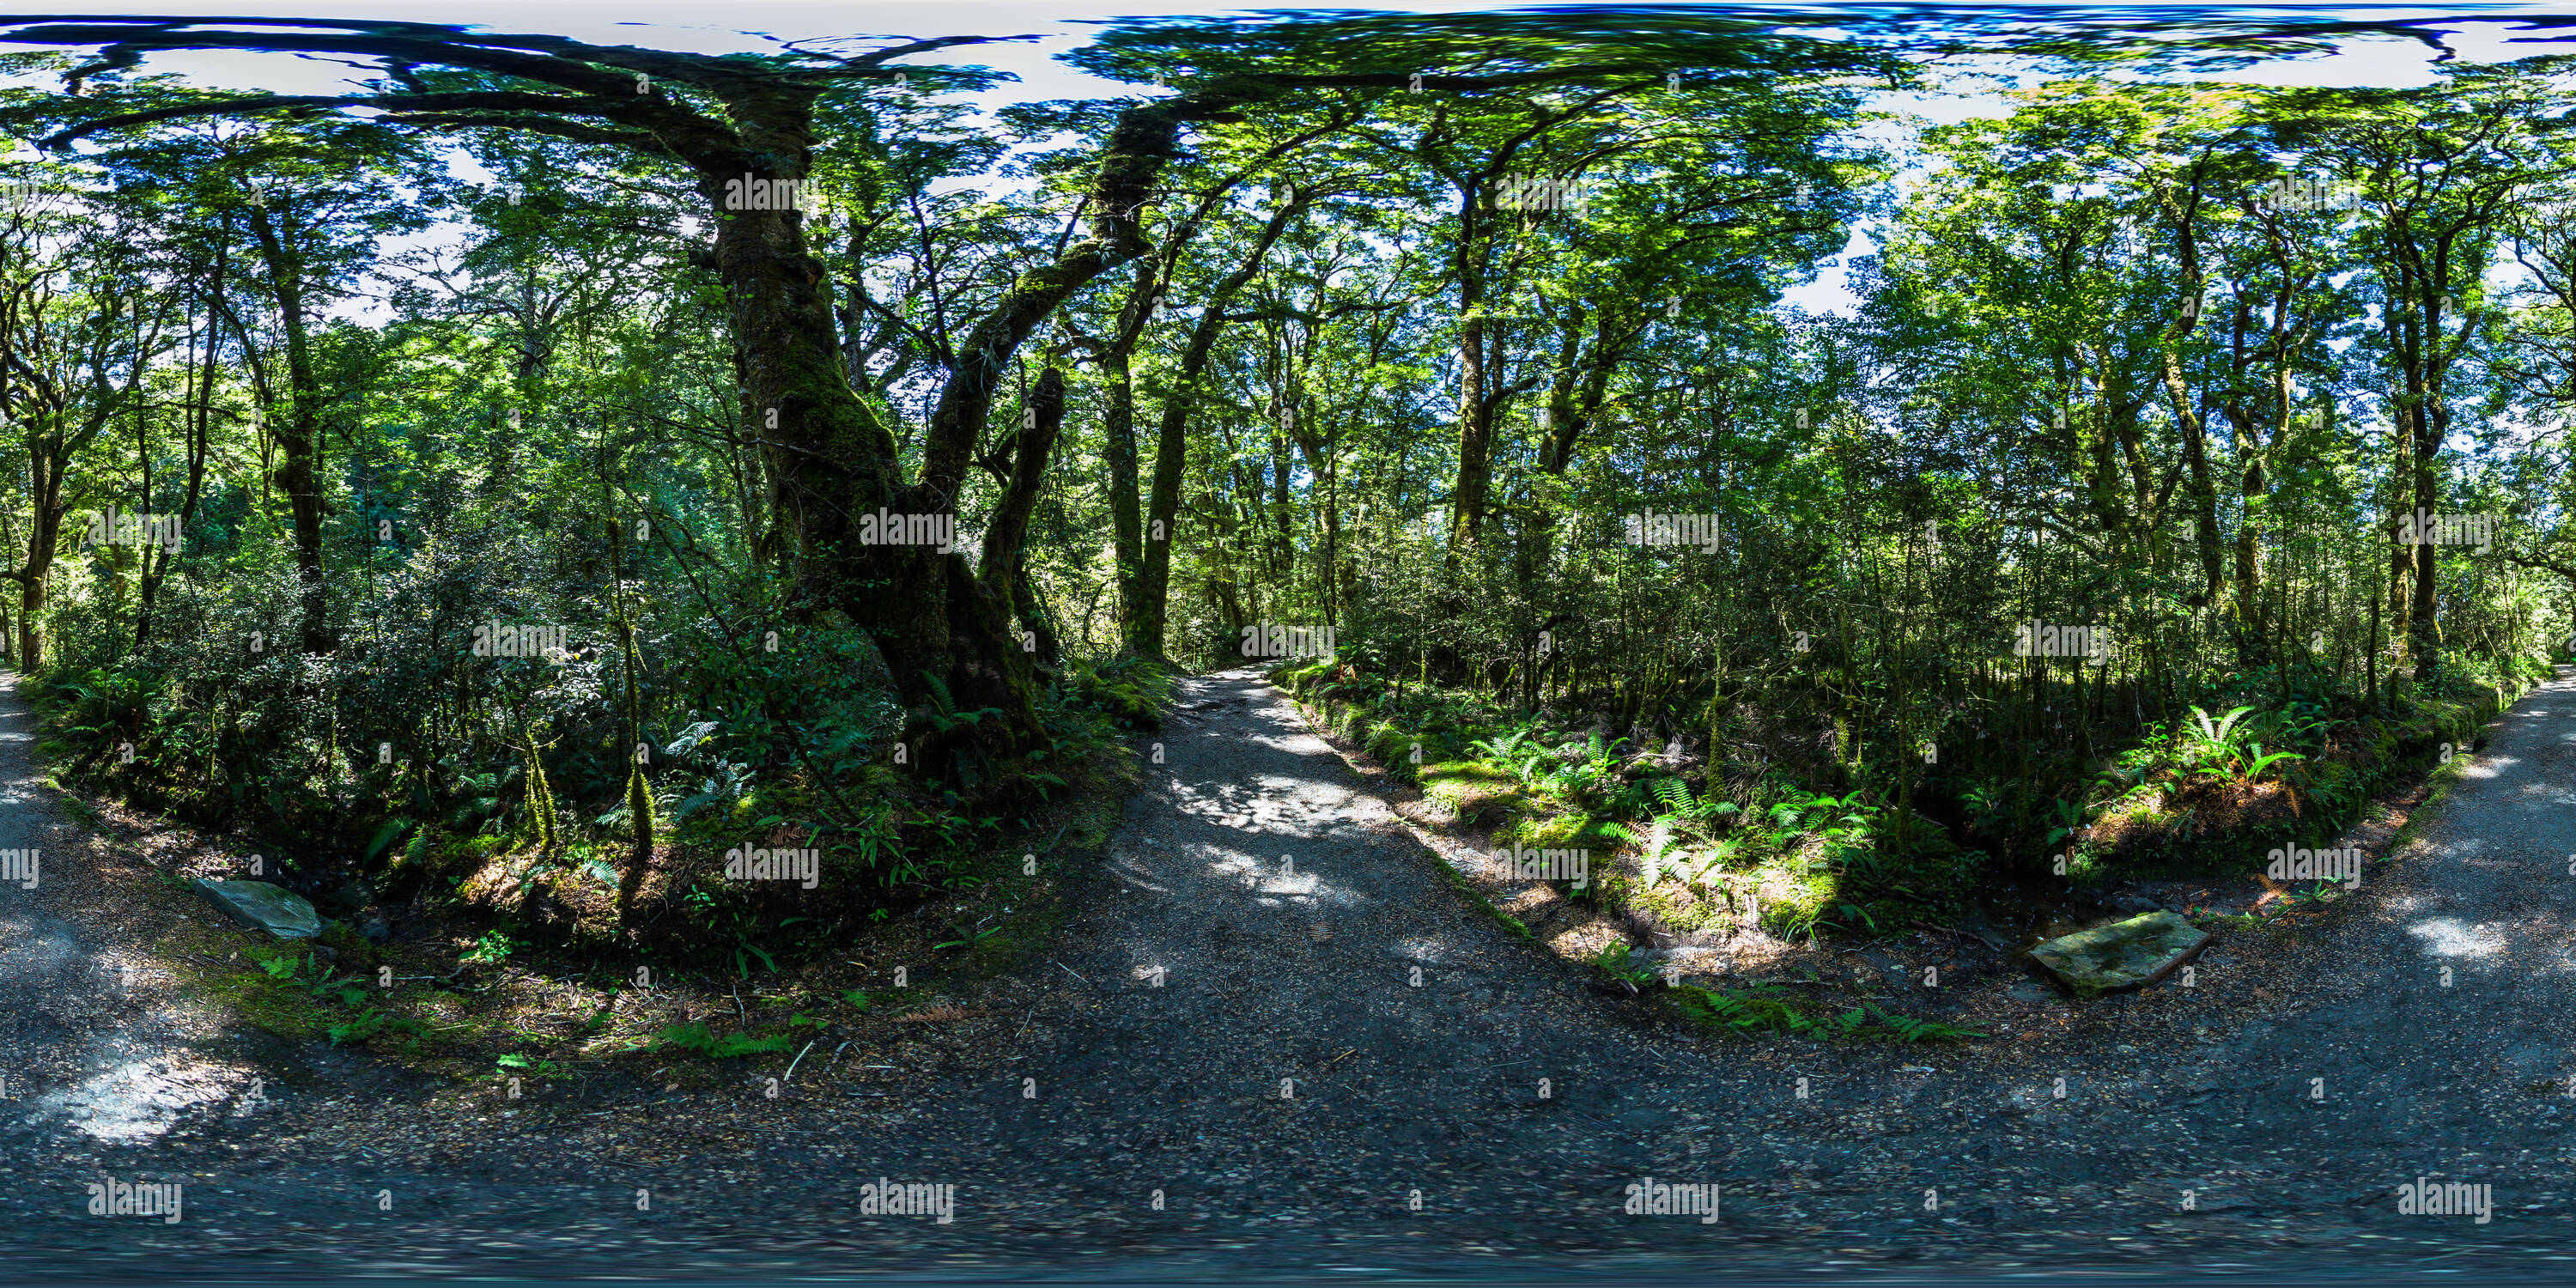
[2028,909,2208,992]
[191,878,324,939]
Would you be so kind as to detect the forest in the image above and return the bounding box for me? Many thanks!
[0,8,2570,963]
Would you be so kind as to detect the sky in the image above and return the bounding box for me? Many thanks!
[13,2,2576,319]
[21,2,2570,108]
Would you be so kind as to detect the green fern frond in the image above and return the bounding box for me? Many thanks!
[922,672,958,716]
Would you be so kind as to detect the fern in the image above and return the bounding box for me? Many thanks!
[1593,941,1660,986]
[2180,704,2263,771]
[1681,986,1820,1035]
[1676,837,1743,889]
[1865,1003,1985,1042]
[2243,744,2306,782]
[919,670,1002,734]
[1649,776,1696,816]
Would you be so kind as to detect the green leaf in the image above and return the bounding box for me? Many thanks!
[362,817,414,864]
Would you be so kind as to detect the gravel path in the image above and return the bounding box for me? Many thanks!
[0,676,289,1156]
[3,665,2575,1282]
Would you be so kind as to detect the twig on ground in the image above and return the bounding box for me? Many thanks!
[781,1037,818,1084]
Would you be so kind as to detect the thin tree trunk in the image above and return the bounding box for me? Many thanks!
[246,204,331,655]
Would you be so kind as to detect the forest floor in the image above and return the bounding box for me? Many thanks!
[3,665,2576,1282]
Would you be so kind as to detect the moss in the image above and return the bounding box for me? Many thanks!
[317,920,378,969]
[1064,653,1176,727]
[1267,658,1333,692]
[1626,878,1734,933]
[1419,761,1528,823]
[1755,868,1836,939]
[1495,809,1619,852]
[1334,708,1369,744]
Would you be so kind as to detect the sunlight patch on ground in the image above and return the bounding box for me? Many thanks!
[1247,732,1332,756]
[1197,846,1359,908]
[1176,779,1358,832]
[1390,936,1457,965]
[0,922,78,978]
[2407,917,2505,959]
[26,1055,259,1142]
[2457,754,2513,780]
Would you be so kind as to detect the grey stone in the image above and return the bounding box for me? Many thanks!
[2028,909,2209,992]
[192,878,324,939]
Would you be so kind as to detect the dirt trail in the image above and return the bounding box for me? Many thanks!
[0,676,282,1154]
[4,665,2576,1281]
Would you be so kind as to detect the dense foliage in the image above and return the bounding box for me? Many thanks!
[0,10,2567,957]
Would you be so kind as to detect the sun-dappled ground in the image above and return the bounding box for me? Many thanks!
[6,666,2576,1280]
